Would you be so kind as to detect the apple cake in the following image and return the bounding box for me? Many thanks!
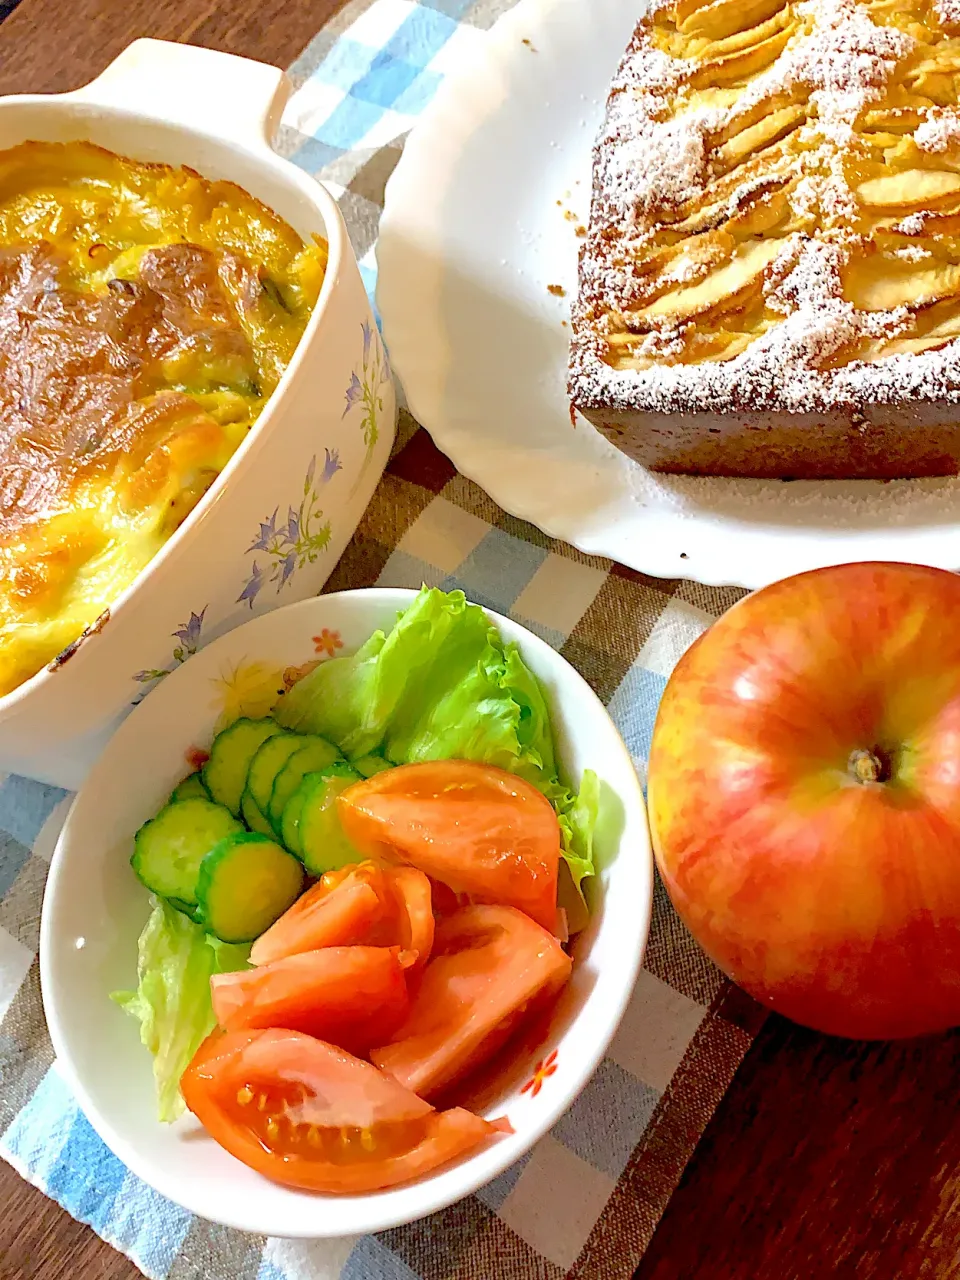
[569,0,960,477]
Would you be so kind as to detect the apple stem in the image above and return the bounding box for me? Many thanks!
[848,748,887,784]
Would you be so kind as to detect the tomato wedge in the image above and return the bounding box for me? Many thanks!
[211,946,410,1055]
[180,1028,503,1193]
[249,861,435,970]
[371,904,572,1099]
[250,863,385,966]
[338,761,562,931]
[377,866,435,972]
[428,879,469,919]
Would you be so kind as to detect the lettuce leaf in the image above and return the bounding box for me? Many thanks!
[386,632,522,768]
[275,589,497,755]
[111,898,249,1122]
[273,587,599,905]
[500,643,556,780]
[550,769,599,894]
[274,630,386,756]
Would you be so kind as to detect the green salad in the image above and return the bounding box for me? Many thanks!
[114,587,600,1121]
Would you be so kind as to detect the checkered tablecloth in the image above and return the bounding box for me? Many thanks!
[0,2,768,1276]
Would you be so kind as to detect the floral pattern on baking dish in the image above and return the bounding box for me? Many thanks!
[237,450,342,610]
[131,607,209,702]
[344,321,390,485]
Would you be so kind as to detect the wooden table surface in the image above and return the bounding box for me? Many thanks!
[1,2,958,1278]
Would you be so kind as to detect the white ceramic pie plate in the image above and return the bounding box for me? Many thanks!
[40,589,650,1238]
[377,0,960,590]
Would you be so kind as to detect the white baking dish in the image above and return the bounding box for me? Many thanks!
[0,39,396,789]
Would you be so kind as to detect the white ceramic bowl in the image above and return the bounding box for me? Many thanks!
[0,39,396,789]
[40,588,651,1238]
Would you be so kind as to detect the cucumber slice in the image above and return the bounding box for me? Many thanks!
[241,788,275,837]
[196,832,304,943]
[268,737,342,831]
[131,798,243,906]
[167,896,202,922]
[170,772,209,803]
[279,779,311,856]
[352,754,394,779]
[202,717,282,816]
[298,762,362,876]
[246,732,306,815]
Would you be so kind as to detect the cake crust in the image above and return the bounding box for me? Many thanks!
[569,0,960,477]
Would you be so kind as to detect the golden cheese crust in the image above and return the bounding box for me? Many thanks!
[0,142,326,697]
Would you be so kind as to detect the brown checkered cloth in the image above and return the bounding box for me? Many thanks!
[0,3,768,1277]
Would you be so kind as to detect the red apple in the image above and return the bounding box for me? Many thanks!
[648,561,960,1039]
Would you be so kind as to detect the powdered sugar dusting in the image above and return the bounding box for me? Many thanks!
[604,116,707,218]
[935,0,960,28]
[916,111,960,152]
[570,0,960,416]
[892,243,930,262]
[790,0,908,131]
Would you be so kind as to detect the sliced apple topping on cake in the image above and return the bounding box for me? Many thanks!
[571,0,960,415]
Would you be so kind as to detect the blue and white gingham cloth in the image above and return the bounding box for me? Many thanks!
[0,5,755,1277]
[278,0,500,305]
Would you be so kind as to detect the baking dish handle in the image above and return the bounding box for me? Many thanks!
[66,38,290,150]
